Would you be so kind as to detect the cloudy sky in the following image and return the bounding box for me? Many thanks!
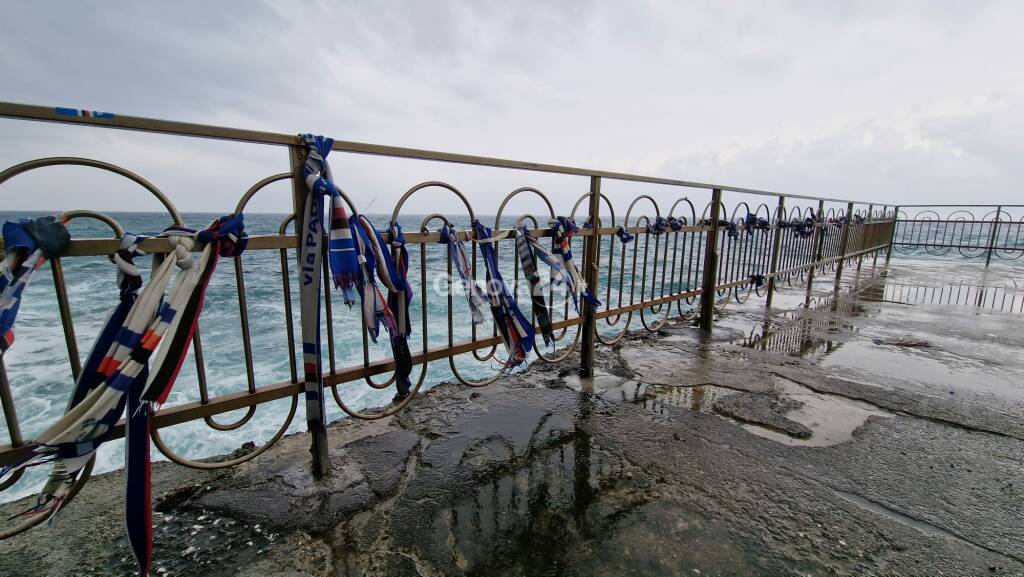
[1,1,1021,218]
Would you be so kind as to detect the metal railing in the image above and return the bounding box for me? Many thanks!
[891,205,1024,265]
[0,102,895,532]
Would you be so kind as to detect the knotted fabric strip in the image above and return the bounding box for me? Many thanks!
[2,215,246,577]
[551,217,601,312]
[0,216,70,355]
[438,224,488,324]
[473,221,535,372]
[298,134,334,459]
[349,215,414,398]
[514,226,554,348]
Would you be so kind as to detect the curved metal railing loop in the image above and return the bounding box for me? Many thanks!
[152,173,300,465]
[0,157,183,225]
[665,197,699,321]
[494,187,579,362]
[569,192,627,346]
[622,195,667,332]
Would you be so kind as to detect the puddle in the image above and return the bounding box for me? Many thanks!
[819,339,1024,401]
[560,369,633,393]
[603,379,890,447]
[745,377,892,447]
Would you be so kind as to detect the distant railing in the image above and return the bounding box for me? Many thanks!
[892,205,1024,265]
[0,102,895,535]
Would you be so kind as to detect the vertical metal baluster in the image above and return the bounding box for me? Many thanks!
[192,326,208,402]
[50,257,81,380]
[579,176,601,378]
[279,225,298,384]
[234,256,257,393]
[321,254,337,375]
[0,359,22,447]
[699,189,722,332]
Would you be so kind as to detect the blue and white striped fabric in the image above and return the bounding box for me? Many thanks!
[473,221,535,372]
[1,216,70,355]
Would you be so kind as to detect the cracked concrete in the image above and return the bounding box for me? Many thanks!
[1,258,1023,576]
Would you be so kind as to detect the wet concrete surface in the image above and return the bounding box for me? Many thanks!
[2,258,1024,576]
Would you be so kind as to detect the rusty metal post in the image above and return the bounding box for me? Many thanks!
[579,176,601,378]
[699,189,723,332]
[290,145,330,477]
[884,205,899,266]
[858,203,872,273]
[834,202,855,292]
[985,205,1002,267]
[804,200,825,306]
[765,195,785,309]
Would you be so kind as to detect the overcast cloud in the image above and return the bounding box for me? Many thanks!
[0,1,1021,217]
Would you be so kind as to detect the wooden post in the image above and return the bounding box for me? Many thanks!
[765,195,785,309]
[804,200,825,306]
[834,202,855,292]
[579,176,601,378]
[290,145,330,478]
[699,189,723,332]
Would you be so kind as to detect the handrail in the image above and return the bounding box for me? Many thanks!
[0,100,883,205]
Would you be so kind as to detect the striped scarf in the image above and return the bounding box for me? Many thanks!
[439,224,488,325]
[350,215,413,397]
[473,221,535,372]
[300,134,414,399]
[551,217,601,312]
[515,225,565,347]
[1,215,246,577]
[1,216,70,354]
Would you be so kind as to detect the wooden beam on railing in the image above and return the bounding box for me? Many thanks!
[765,196,785,309]
[579,176,602,378]
[699,189,723,331]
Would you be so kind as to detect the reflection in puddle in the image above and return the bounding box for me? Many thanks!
[607,380,890,447]
[739,295,862,358]
[432,395,644,576]
[862,281,1024,314]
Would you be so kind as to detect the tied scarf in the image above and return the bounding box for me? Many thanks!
[1,215,246,577]
[0,216,70,354]
[349,215,414,397]
[550,217,601,312]
[514,225,555,348]
[439,224,488,325]
[300,134,414,399]
[472,221,535,372]
[297,133,335,454]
